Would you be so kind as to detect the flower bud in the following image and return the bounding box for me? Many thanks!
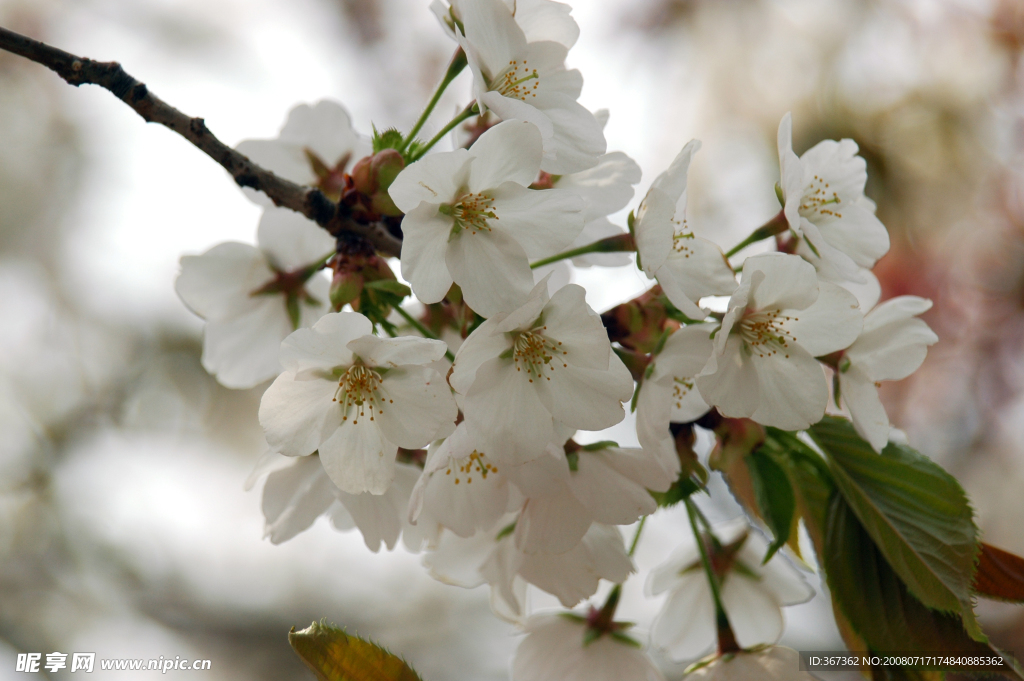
[349,156,375,196]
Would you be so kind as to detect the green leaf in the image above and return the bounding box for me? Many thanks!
[824,495,1023,679]
[364,280,411,298]
[747,448,795,563]
[808,417,982,639]
[649,475,702,508]
[372,127,405,153]
[288,621,422,681]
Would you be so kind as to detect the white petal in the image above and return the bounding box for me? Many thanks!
[489,183,584,259]
[458,0,528,78]
[556,151,642,222]
[235,139,314,189]
[423,529,494,587]
[467,120,543,190]
[318,417,397,495]
[259,371,338,457]
[493,276,551,333]
[635,187,676,276]
[399,204,457,305]
[261,454,337,543]
[650,572,716,661]
[256,207,336,271]
[697,334,762,420]
[464,357,558,463]
[569,218,632,268]
[784,280,863,357]
[480,535,526,615]
[449,317,511,395]
[745,253,819,312]
[388,149,472,213]
[646,543,701,596]
[569,449,658,523]
[347,334,448,368]
[447,223,534,317]
[512,0,579,47]
[841,367,891,452]
[279,311,372,373]
[540,284,612,370]
[479,91,555,140]
[378,366,458,448]
[202,299,291,388]
[721,573,785,648]
[536,96,607,174]
[502,444,570,497]
[175,242,272,320]
[738,537,815,605]
[279,100,366,166]
[533,354,632,431]
[335,477,406,552]
[517,524,632,605]
[656,237,737,317]
[749,347,829,431]
[863,295,933,332]
[815,199,890,269]
[515,481,592,554]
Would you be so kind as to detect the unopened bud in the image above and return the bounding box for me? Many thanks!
[330,269,364,311]
[350,156,375,195]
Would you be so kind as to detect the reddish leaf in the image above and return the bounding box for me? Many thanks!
[974,543,1024,603]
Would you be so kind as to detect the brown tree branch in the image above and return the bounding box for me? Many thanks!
[0,26,403,258]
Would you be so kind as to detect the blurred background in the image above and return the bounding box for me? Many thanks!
[1,0,1024,678]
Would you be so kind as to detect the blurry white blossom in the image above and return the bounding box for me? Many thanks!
[175,208,334,389]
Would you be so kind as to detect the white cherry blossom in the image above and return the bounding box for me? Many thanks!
[454,0,606,174]
[258,312,457,495]
[686,646,817,681]
[778,112,890,282]
[257,453,434,552]
[837,296,938,451]
[236,100,370,205]
[696,253,862,431]
[449,281,634,463]
[634,140,738,320]
[425,522,633,618]
[511,614,665,681]
[432,0,580,49]
[175,208,334,389]
[647,518,814,662]
[389,120,584,316]
[635,324,715,478]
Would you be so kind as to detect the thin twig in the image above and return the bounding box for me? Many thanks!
[0,26,403,258]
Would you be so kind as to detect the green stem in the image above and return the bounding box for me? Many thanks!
[685,498,741,654]
[628,516,646,557]
[394,305,455,362]
[530,233,636,269]
[723,209,788,259]
[408,103,477,162]
[400,48,467,153]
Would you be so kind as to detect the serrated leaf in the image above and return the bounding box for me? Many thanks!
[808,417,981,639]
[364,280,411,298]
[974,543,1024,603]
[824,495,1023,679]
[289,621,422,681]
[747,449,795,563]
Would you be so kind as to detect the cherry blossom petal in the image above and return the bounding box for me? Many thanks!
[467,120,544,191]
[347,335,449,368]
[841,366,891,452]
[650,572,716,660]
[278,312,371,373]
[318,416,397,495]
[533,355,633,431]
[202,299,291,388]
[540,284,612,370]
[399,205,457,305]
[749,347,829,431]
[259,371,339,457]
[176,242,272,320]
[388,149,472,213]
[783,280,863,357]
[447,224,535,317]
[261,454,337,544]
[515,481,592,554]
[721,573,785,648]
[256,207,337,272]
[556,151,641,223]
[489,182,584,259]
[378,366,458,449]
[746,253,819,312]
[568,449,658,523]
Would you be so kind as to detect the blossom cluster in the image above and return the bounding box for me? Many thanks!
[174,0,940,677]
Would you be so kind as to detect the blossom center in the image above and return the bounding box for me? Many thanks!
[444,192,497,235]
[736,309,798,359]
[332,365,388,424]
[672,376,695,408]
[492,59,540,101]
[445,450,498,485]
[799,174,843,221]
[512,330,568,383]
